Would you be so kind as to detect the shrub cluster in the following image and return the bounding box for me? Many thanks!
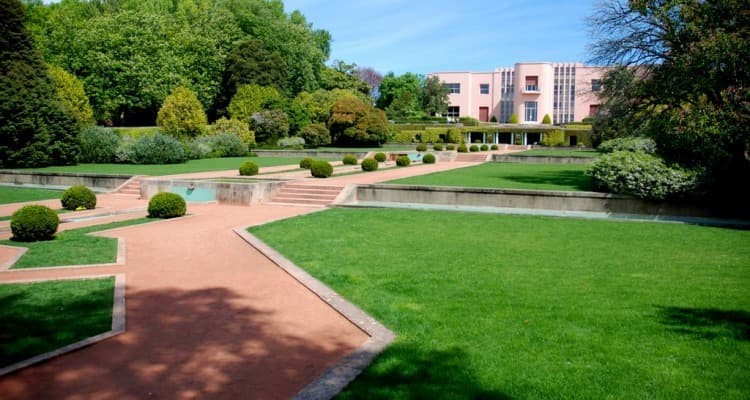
[147,192,186,218]
[597,137,657,154]
[457,144,468,152]
[420,129,441,144]
[587,151,697,200]
[416,144,427,152]
[422,153,436,164]
[469,145,479,152]
[310,160,333,178]
[10,205,60,242]
[490,144,499,150]
[61,185,96,210]
[446,129,463,144]
[446,144,456,150]
[396,155,411,167]
[392,130,418,143]
[342,154,358,165]
[277,136,305,149]
[480,144,489,151]
[541,130,566,147]
[433,144,443,151]
[361,158,378,171]
[117,133,186,164]
[239,161,259,176]
[299,157,314,169]
[374,152,387,162]
[187,133,247,159]
[79,126,121,163]
[209,117,255,148]
[459,117,479,126]
[298,123,330,148]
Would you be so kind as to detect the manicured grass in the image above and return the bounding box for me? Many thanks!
[0,186,62,205]
[250,208,750,399]
[320,145,415,152]
[2,157,303,176]
[0,277,114,367]
[1,218,151,269]
[387,162,594,191]
[514,149,600,157]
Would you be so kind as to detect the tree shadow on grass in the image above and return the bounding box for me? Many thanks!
[0,286,362,399]
[497,170,594,191]
[338,342,513,399]
[655,306,750,341]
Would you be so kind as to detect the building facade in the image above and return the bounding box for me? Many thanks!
[430,62,606,124]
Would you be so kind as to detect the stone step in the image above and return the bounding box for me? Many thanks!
[275,192,338,201]
[282,184,343,192]
[279,188,341,196]
[270,196,332,205]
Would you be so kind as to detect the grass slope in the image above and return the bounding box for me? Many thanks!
[2,218,151,269]
[250,208,750,399]
[0,186,62,205]
[0,277,115,367]
[387,162,594,191]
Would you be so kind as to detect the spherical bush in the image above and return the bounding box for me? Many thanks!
[491,144,499,150]
[310,160,333,178]
[148,192,186,219]
[10,205,59,242]
[480,144,489,151]
[300,157,314,169]
[374,152,387,162]
[342,154,358,165]
[416,144,427,152]
[469,145,479,152]
[61,185,96,210]
[396,155,411,167]
[361,158,379,171]
[457,144,468,152]
[239,161,259,176]
[422,154,436,164]
[433,144,443,151]
[446,144,456,150]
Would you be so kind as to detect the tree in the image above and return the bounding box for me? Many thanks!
[357,66,383,101]
[250,109,289,144]
[421,75,449,116]
[328,96,388,146]
[376,72,423,110]
[157,87,208,138]
[48,65,95,128]
[227,84,284,123]
[319,60,370,95]
[0,0,79,168]
[298,123,331,148]
[385,91,421,119]
[541,114,551,124]
[509,114,519,124]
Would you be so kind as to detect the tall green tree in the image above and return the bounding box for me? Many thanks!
[0,0,79,168]
[48,65,95,128]
[227,84,284,123]
[421,75,450,116]
[328,96,388,146]
[376,72,423,110]
[156,86,208,138]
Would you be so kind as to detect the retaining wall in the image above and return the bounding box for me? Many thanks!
[142,179,286,205]
[492,155,595,164]
[0,171,131,191]
[253,150,369,159]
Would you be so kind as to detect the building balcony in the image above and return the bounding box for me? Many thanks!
[522,85,540,94]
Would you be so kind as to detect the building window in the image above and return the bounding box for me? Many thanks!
[480,84,489,94]
[591,79,602,92]
[525,76,539,92]
[524,101,537,122]
[444,83,460,94]
[446,106,460,118]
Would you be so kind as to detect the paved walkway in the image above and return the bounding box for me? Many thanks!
[0,153,505,399]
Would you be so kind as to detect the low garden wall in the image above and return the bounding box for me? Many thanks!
[141,178,286,205]
[492,155,595,164]
[346,184,717,218]
[0,171,131,191]
[253,150,369,159]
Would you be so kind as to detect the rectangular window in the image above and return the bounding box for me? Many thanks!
[480,83,489,94]
[524,101,537,122]
[525,76,539,92]
[591,79,602,92]
[444,83,460,94]
[446,106,460,118]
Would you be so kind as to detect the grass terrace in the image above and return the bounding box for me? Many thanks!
[0,277,115,368]
[0,186,62,205]
[387,162,594,191]
[514,149,600,158]
[250,208,750,399]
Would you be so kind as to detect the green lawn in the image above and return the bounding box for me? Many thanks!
[387,162,594,191]
[3,156,303,176]
[0,277,114,367]
[250,208,750,399]
[514,149,600,158]
[0,186,62,205]
[2,218,151,269]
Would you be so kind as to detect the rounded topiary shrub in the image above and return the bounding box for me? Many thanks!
[491,144,499,150]
[61,185,96,210]
[422,154,436,164]
[342,154,358,165]
[457,144,468,152]
[300,157,314,169]
[446,144,456,151]
[469,145,479,152]
[433,144,443,151]
[396,155,411,167]
[310,160,333,178]
[480,144,489,151]
[239,161,259,176]
[148,192,186,219]
[10,205,59,242]
[416,143,427,152]
[374,152,387,162]
[361,158,379,172]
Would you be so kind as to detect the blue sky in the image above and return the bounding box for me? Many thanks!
[283,0,597,75]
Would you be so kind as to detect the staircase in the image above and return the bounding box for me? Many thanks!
[268,183,343,207]
[114,176,143,198]
[454,153,489,162]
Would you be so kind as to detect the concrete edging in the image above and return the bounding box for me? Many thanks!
[0,274,126,377]
[233,227,395,400]
[492,154,596,164]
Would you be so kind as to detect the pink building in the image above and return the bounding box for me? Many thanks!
[430,62,606,124]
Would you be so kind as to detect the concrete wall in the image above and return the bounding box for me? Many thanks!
[142,179,286,205]
[252,150,369,159]
[0,171,131,191]
[492,155,595,164]
[352,184,716,218]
